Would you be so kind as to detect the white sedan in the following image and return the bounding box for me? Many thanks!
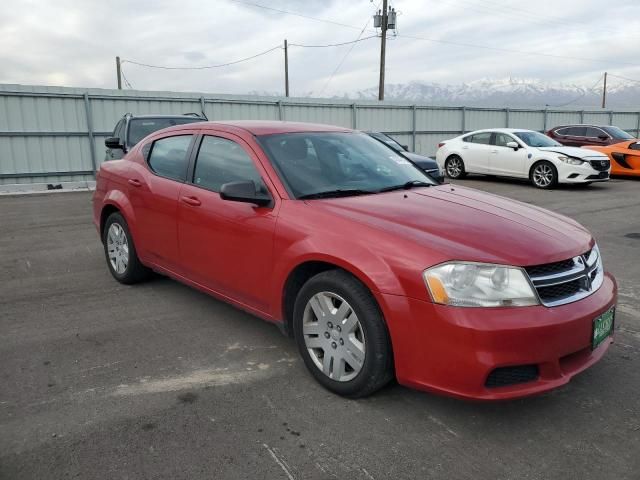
[435,128,611,188]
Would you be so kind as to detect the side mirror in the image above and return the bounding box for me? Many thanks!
[105,137,123,149]
[220,180,271,207]
[506,141,519,150]
[401,144,409,151]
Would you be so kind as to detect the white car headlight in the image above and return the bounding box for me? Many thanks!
[423,262,539,307]
[558,155,584,165]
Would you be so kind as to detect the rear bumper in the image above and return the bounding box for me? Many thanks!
[381,273,617,400]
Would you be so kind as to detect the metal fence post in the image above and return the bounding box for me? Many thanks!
[412,105,417,151]
[636,112,640,138]
[83,93,97,176]
[580,110,584,123]
[200,96,206,119]
[461,106,466,134]
[277,100,283,120]
[543,107,548,132]
[505,108,510,128]
[609,111,613,125]
[352,103,357,129]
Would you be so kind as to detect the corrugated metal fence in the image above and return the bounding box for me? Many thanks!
[1,83,640,185]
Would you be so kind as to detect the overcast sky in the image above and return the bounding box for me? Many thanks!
[1,0,639,97]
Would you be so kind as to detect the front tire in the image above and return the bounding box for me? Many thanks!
[445,155,466,179]
[530,161,558,189]
[103,212,150,284]
[293,270,393,398]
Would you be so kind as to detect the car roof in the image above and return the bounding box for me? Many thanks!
[461,128,535,135]
[127,114,205,120]
[551,124,616,129]
[162,120,352,136]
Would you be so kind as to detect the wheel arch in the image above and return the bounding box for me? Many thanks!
[99,189,138,242]
[279,255,394,338]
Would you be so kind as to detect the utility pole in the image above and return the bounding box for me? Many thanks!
[116,56,122,90]
[284,39,289,97]
[601,71,607,109]
[378,0,388,101]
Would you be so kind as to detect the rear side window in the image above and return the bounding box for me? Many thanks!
[147,135,193,181]
[565,127,586,136]
[468,132,492,144]
[193,136,266,193]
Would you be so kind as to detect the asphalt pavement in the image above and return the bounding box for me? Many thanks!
[1,177,639,479]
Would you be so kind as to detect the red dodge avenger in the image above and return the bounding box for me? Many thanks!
[93,121,617,400]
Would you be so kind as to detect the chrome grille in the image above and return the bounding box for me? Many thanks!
[525,247,603,307]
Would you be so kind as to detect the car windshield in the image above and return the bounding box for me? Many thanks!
[514,131,562,147]
[128,117,204,146]
[258,132,435,199]
[602,126,634,140]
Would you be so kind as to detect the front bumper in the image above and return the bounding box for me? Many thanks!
[425,168,445,184]
[557,163,610,183]
[380,272,617,400]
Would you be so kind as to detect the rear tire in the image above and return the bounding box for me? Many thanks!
[445,155,467,179]
[293,270,393,398]
[103,212,151,284]
[530,161,558,189]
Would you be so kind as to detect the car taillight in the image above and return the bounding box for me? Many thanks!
[438,142,446,148]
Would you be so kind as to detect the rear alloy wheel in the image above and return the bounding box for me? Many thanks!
[103,212,150,284]
[293,270,393,398]
[531,161,558,189]
[445,155,466,179]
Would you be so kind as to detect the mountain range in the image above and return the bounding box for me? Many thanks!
[252,78,640,108]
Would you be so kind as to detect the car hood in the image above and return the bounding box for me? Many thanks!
[310,185,592,267]
[538,146,608,158]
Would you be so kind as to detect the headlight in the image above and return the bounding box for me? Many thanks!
[558,155,584,165]
[423,262,539,307]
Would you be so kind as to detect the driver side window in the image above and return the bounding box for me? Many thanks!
[493,133,514,147]
[193,136,267,193]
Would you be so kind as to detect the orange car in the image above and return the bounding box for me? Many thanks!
[584,140,640,177]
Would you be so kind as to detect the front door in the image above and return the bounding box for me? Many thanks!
[489,133,528,177]
[177,133,278,314]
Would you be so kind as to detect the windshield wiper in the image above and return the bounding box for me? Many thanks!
[377,180,433,193]
[298,189,374,200]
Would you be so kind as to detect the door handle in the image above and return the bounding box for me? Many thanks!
[128,179,142,187]
[490,149,498,153]
[180,196,201,207]
[462,146,469,149]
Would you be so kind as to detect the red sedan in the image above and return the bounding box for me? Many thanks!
[93,121,617,400]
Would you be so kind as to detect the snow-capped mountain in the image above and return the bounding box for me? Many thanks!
[349,78,640,108]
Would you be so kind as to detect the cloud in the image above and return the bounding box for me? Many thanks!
[0,0,639,97]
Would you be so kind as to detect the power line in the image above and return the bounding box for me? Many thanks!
[395,33,639,67]
[227,0,363,30]
[122,45,282,70]
[120,66,133,89]
[288,35,378,48]
[608,73,640,84]
[317,2,382,96]
[546,74,603,108]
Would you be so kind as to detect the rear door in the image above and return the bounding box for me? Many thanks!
[489,133,528,177]
[177,132,279,314]
[562,126,587,147]
[460,132,492,173]
[127,132,196,271]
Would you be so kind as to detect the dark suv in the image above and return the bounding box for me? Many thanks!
[546,124,635,148]
[365,131,444,183]
[104,113,206,161]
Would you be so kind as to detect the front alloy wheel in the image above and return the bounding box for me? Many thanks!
[302,292,366,382]
[531,161,557,189]
[293,270,393,398]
